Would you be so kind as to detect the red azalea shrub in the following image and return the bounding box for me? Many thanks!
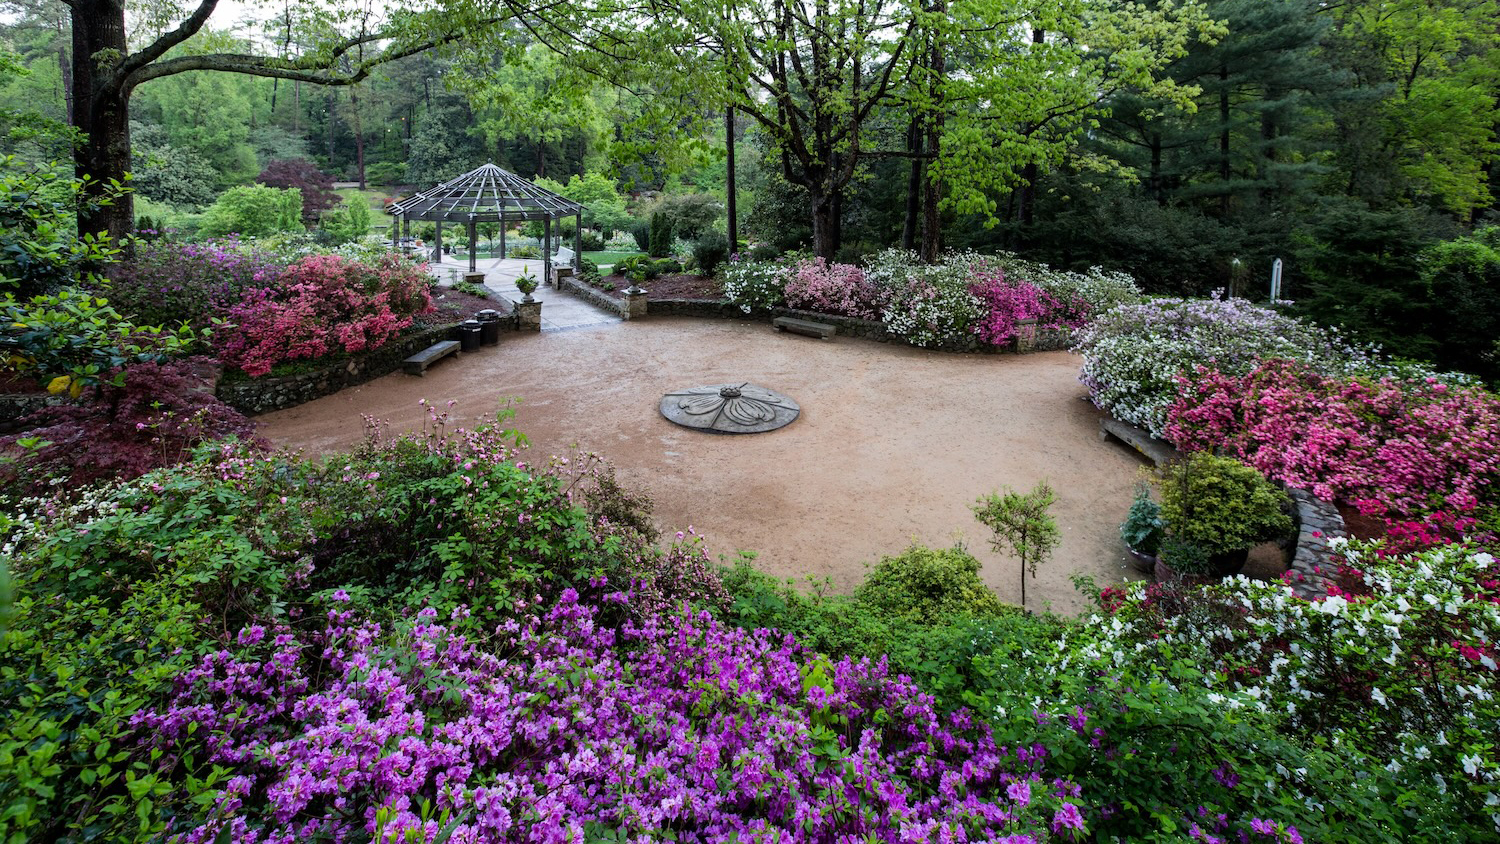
[1165,359,1500,549]
[968,267,1086,346]
[783,257,883,319]
[215,254,433,376]
[0,358,264,494]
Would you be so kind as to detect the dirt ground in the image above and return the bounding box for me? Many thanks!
[256,317,1158,615]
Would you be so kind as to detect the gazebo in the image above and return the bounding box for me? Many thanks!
[387,163,586,283]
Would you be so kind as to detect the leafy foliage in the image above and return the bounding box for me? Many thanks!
[256,159,340,225]
[196,185,305,239]
[854,544,1006,624]
[0,156,122,297]
[1154,453,1293,559]
[973,481,1060,611]
[0,289,201,392]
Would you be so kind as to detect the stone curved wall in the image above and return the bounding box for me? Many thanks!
[1099,416,1344,601]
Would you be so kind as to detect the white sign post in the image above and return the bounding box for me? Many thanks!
[1270,258,1283,303]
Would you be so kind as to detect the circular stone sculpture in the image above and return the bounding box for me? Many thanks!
[659,383,800,434]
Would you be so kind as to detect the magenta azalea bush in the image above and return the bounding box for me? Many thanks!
[784,257,884,319]
[214,253,433,376]
[136,592,1078,843]
[1165,359,1500,549]
[969,266,1086,346]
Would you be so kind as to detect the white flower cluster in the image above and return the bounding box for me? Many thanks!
[719,259,790,313]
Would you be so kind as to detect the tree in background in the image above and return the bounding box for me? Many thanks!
[319,194,373,244]
[257,159,340,224]
[128,121,219,209]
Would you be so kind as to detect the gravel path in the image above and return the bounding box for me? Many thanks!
[256,317,1150,614]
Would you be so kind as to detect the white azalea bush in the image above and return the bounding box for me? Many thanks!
[869,249,986,348]
[1074,295,1356,437]
[1073,540,1500,836]
[719,256,789,312]
[989,254,1144,318]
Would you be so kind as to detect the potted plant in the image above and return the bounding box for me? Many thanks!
[515,266,539,302]
[1154,452,1293,578]
[1119,482,1165,573]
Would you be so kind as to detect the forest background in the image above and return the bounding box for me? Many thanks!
[2,0,1497,379]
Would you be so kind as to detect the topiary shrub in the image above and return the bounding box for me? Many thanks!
[855,545,1008,624]
[578,256,601,284]
[630,219,650,252]
[648,211,672,258]
[692,230,730,276]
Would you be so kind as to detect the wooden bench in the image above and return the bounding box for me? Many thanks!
[773,316,836,339]
[1099,417,1180,466]
[402,340,460,376]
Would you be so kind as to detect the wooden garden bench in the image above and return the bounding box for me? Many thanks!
[402,340,460,376]
[773,316,836,339]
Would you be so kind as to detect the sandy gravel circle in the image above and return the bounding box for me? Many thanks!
[256,317,1150,615]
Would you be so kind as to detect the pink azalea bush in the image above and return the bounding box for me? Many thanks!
[784,257,884,319]
[135,591,1079,843]
[968,266,1088,346]
[1165,359,1500,548]
[214,253,433,376]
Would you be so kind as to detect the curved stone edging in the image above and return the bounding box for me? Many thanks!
[1098,415,1344,601]
[0,393,61,435]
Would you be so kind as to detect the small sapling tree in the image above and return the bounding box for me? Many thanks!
[973,480,1060,612]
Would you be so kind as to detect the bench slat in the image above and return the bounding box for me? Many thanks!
[403,340,461,376]
[773,316,836,339]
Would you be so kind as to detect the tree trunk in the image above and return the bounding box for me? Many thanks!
[919,14,949,264]
[1150,132,1164,206]
[725,106,738,249]
[351,88,366,189]
[57,46,73,125]
[810,190,839,260]
[901,117,922,251]
[72,0,134,247]
[1219,64,1231,217]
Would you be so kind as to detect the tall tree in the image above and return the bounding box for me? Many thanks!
[55,0,518,246]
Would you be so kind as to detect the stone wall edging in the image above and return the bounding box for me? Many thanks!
[559,276,628,317]
[216,321,468,415]
[1098,415,1344,601]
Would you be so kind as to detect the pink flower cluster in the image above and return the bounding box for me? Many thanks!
[1165,359,1500,548]
[784,258,884,319]
[968,268,1086,346]
[214,254,433,376]
[135,592,1079,842]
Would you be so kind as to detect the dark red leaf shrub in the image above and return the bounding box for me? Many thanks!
[214,254,434,376]
[0,357,264,494]
[256,159,340,224]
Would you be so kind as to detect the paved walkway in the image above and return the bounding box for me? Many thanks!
[426,254,621,333]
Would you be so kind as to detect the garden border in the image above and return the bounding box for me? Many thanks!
[215,319,503,415]
[1099,416,1344,601]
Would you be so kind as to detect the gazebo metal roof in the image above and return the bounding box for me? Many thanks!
[389,163,584,222]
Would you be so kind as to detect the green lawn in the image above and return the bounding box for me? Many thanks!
[584,250,644,270]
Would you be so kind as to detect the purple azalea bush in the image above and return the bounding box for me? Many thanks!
[136,591,1084,843]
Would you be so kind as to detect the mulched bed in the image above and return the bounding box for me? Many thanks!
[422,286,512,326]
[589,273,723,301]
[1337,501,1388,542]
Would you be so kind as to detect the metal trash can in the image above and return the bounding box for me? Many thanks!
[476,309,502,346]
[457,319,482,352]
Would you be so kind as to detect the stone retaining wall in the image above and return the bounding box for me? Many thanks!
[1099,416,1344,600]
[560,277,627,317]
[217,322,470,415]
[644,299,1015,353]
[0,393,60,434]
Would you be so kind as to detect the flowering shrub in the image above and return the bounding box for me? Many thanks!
[1165,359,1500,546]
[990,256,1143,318]
[1084,541,1500,835]
[718,255,788,312]
[1075,294,1359,437]
[136,593,1078,842]
[969,266,1077,346]
[104,238,284,331]
[783,257,883,318]
[214,254,433,376]
[872,250,986,348]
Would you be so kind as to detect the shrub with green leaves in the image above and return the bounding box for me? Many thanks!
[197,185,305,238]
[692,230,730,276]
[855,544,1007,624]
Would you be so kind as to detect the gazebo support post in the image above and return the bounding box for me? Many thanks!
[574,213,582,271]
[391,216,399,249]
[433,221,443,262]
[500,211,506,259]
[543,216,553,288]
[467,218,477,273]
